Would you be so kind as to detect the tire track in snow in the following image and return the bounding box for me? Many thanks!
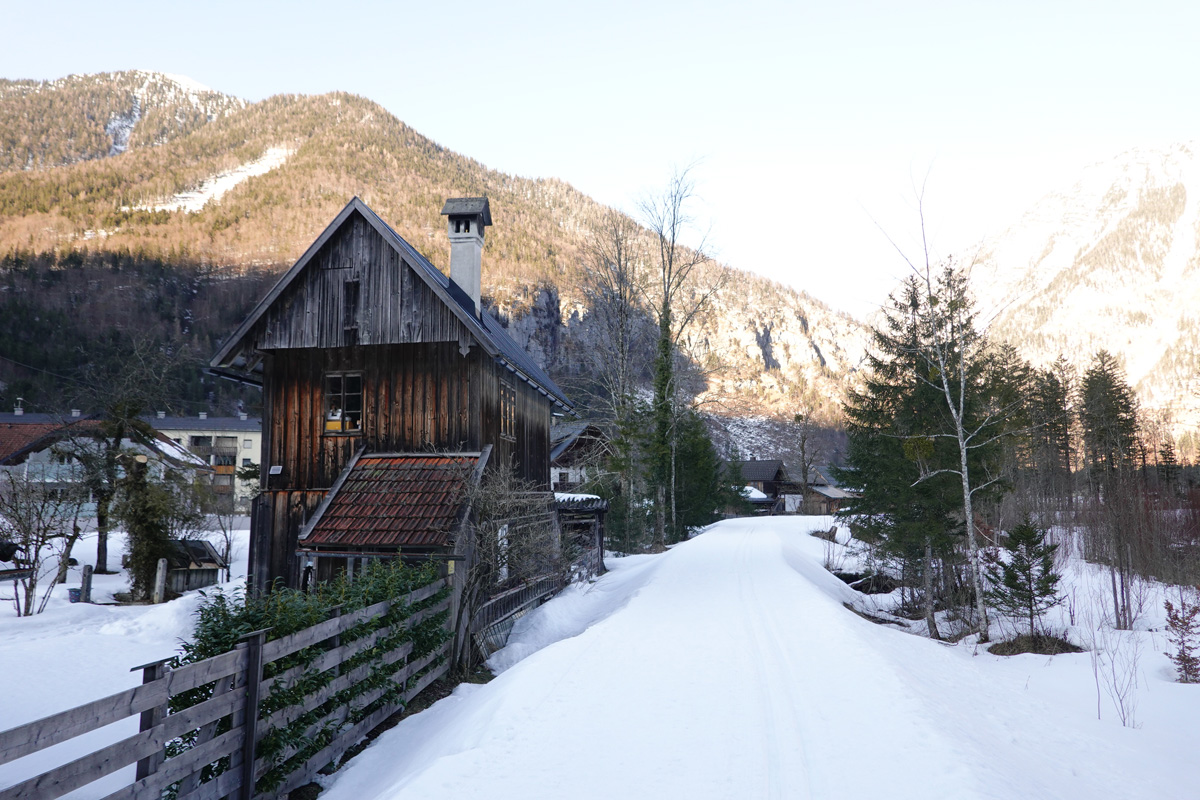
[734,524,817,799]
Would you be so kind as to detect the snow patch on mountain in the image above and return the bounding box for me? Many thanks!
[143,146,294,213]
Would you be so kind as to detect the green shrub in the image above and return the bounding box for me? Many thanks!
[168,558,451,795]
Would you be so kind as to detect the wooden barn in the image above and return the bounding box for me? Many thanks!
[210,196,572,593]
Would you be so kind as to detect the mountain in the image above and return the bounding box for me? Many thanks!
[971,143,1200,453]
[0,71,866,439]
[0,71,244,171]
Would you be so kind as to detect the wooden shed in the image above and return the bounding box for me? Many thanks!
[210,196,572,592]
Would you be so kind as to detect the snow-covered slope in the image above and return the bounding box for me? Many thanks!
[971,143,1200,441]
[319,518,1197,800]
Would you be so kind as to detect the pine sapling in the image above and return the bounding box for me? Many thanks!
[1163,591,1200,684]
[984,517,1063,638]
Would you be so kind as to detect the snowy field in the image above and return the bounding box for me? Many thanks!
[2,516,1197,799]
[0,525,251,798]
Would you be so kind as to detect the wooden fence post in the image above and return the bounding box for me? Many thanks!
[152,557,168,604]
[80,564,93,603]
[131,658,171,781]
[239,629,268,800]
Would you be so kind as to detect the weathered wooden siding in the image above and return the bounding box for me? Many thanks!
[254,212,470,351]
[479,361,551,489]
[261,344,477,493]
[253,490,327,591]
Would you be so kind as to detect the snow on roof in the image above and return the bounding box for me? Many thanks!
[741,485,768,500]
[147,431,209,468]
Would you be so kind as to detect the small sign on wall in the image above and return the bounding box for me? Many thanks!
[269,465,282,475]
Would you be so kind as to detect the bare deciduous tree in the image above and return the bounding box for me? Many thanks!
[0,467,84,615]
[640,167,726,549]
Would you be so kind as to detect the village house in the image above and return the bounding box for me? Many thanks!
[0,408,206,512]
[210,197,575,594]
[149,412,262,510]
[724,457,791,512]
[550,420,605,492]
[786,464,856,515]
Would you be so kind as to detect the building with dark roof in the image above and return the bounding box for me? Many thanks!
[550,421,605,492]
[148,413,262,509]
[210,197,572,591]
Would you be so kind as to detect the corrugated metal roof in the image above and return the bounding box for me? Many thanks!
[301,455,479,549]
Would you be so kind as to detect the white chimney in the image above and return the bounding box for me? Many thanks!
[155,411,165,419]
[199,412,208,420]
[239,412,248,421]
[12,406,22,416]
[71,409,81,417]
[440,197,492,315]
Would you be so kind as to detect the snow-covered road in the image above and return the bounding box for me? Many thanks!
[321,517,1193,800]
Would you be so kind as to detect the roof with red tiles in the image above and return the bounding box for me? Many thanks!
[300,454,480,550]
[0,422,64,464]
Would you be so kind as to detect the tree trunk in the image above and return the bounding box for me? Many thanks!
[654,485,666,552]
[923,539,940,640]
[95,492,112,574]
[958,428,990,641]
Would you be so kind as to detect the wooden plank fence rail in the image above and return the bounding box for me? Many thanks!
[0,577,450,800]
[471,574,563,634]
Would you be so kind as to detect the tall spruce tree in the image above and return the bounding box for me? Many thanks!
[838,278,962,639]
[1079,350,1140,486]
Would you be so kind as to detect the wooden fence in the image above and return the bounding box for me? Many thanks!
[0,578,450,800]
[470,574,563,658]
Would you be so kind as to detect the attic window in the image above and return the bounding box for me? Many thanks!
[500,380,516,442]
[325,373,363,434]
[343,280,360,345]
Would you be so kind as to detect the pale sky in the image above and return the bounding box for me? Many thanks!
[5,1,1200,318]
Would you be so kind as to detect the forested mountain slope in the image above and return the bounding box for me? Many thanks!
[0,71,866,432]
[971,143,1200,449]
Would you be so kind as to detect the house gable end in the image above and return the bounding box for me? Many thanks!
[252,211,473,351]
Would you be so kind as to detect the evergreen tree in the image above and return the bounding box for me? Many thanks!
[984,518,1063,637]
[1157,439,1181,496]
[116,456,175,601]
[1079,350,1140,486]
[667,409,737,540]
[1030,357,1075,504]
[838,278,963,639]
[1163,593,1200,683]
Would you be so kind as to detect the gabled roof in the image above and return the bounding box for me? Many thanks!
[724,459,789,484]
[809,484,854,500]
[550,421,604,462]
[166,539,228,570]
[0,414,207,470]
[299,451,487,551]
[210,197,570,410]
